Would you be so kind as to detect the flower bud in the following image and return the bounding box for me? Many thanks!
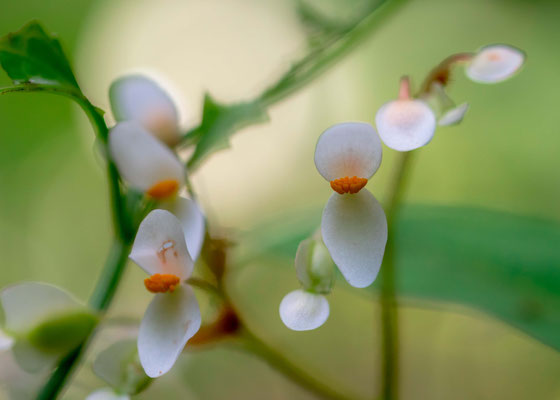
[295,237,335,294]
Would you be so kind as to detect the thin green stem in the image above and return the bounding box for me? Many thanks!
[236,327,360,400]
[0,84,135,399]
[380,151,415,400]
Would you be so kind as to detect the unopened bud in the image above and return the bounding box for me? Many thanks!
[295,237,334,294]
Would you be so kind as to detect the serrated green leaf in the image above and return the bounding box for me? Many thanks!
[0,21,79,89]
[243,205,560,351]
[27,310,97,353]
[186,95,268,170]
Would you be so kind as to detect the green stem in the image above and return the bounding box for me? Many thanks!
[380,151,414,400]
[237,327,360,400]
[0,84,134,399]
[258,0,408,107]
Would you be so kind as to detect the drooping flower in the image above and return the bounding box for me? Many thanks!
[109,121,185,199]
[375,77,436,152]
[110,75,181,146]
[129,209,202,378]
[0,282,97,372]
[314,122,388,288]
[279,237,334,331]
[465,44,525,84]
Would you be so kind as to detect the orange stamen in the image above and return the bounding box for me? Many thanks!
[330,176,368,194]
[146,179,179,199]
[144,273,181,293]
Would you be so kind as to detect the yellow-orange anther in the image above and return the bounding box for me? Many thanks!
[144,273,181,293]
[146,179,179,199]
[330,176,368,194]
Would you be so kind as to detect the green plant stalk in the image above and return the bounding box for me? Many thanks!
[237,327,360,400]
[0,84,133,399]
[380,151,414,400]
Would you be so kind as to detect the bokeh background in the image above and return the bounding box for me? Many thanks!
[0,0,559,398]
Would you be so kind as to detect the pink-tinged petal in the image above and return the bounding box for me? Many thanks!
[375,99,436,151]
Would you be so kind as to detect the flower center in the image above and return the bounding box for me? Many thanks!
[330,176,368,194]
[144,273,181,293]
[146,179,179,199]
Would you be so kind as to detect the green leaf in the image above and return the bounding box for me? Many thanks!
[186,95,268,170]
[0,21,79,89]
[243,205,560,351]
[93,339,152,395]
[27,310,97,353]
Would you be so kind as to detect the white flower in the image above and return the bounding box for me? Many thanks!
[279,237,334,331]
[0,282,94,372]
[314,122,388,288]
[110,75,181,146]
[279,290,329,331]
[129,209,202,378]
[375,99,436,151]
[438,103,469,126]
[109,121,185,199]
[466,44,525,84]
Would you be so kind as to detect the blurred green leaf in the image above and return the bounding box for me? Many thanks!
[242,205,560,351]
[186,95,268,170]
[0,21,79,90]
[93,339,152,395]
[27,310,97,353]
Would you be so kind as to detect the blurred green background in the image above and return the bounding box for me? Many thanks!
[0,0,559,398]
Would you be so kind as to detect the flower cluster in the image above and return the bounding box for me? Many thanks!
[279,44,525,331]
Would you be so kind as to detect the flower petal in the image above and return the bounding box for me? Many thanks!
[438,103,469,126]
[321,190,387,288]
[0,329,14,350]
[158,196,206,262]
[375,99,436,152]
[86,388,129,400]
[110,75,180,146]
[0,282,80,333]
[138,285,201,378]
[130,209,193,280]
[466,44,525,84]
[109,121,185,194]
[279,290,329,331]
[314,122,382,181]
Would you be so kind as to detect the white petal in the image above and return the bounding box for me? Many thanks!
[158,196,206,261]
[138,285,201,378]
[279,290,329,331]
[108,121,185,193]
[0,329,14,350]
[110,75,180,146]
[0,282,80,333]
[130,209,193,280]
[314,122,382,181]
[438,103,469,126]
[86,388,129,400]
[375,99,436,151]
[466,45,525,83]
[321,190,387,288]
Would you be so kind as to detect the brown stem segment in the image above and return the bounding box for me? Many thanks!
[418,52,474,95]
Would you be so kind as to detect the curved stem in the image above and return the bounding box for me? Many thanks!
[237,327,360,400]
[380,151,415,400]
